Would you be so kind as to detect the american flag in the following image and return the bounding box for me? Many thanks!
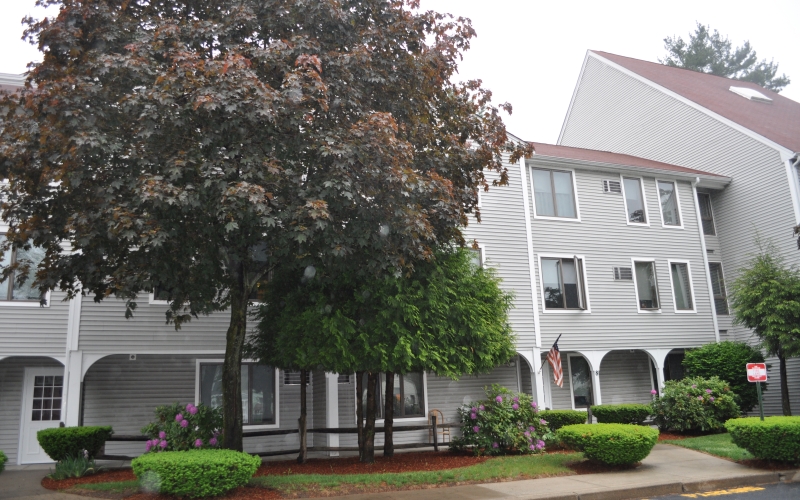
[547,337,563,388]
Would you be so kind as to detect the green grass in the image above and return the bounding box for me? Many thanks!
[71,480,140,493]
[251,453,582,495]
[662,433,754,461]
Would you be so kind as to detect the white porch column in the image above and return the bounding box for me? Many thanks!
[325,372,340,457]
[575,350,609,406]
[532,347,545,407]
[646,349,672,396]
[62,351,83,426]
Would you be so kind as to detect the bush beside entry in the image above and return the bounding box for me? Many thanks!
[0,450,6,474]
[651,376,740,433]
[557,424,659,465]
[537,410,587,431]
[591,404,652,425]
[36,426,113,462]
[131,449,261,497]
[725,417,800,463]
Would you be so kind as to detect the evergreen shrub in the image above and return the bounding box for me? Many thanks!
[725,416,800,463]
[557,423,659,465]
[450,385,554,455]
[651,376,740,433]
[131,449,261,497]
[36,426,113,461]
[537,410,587,430]
[141,402,221,453]
[0,450,6,473]
[591,404,652,424]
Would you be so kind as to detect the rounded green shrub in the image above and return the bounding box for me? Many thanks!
[591,404,652,424]
[538,410,587,430]
[0,450,7,473]
[36,426,113,461]
[557,423,659,465]
[131,449,261,497]
[683,341,766,413]
[725,416,800,463]
[651,376,740,433]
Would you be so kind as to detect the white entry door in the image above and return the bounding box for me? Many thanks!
[19,367,64,464]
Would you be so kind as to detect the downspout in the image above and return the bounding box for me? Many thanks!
[692,179,720,342]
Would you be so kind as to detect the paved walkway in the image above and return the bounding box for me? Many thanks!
[0,445,796,500]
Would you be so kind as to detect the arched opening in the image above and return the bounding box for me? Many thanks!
[599,350,655,405]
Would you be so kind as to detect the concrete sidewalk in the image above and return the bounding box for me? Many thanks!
[323,445,799,500]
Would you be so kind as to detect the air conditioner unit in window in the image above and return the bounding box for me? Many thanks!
[613,266,633,280]
[602,179,622,194]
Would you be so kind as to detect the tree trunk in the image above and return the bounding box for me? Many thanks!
[362,372,378,463]
[297,369,308,463]
[356,370,364,461]
[383,371,394,457]
[222,265,248,451]
[779,352,792,416]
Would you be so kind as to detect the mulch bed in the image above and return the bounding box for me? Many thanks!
[736,459,798,471]
[657,432,688,441]
[255,450,488,476]
[42,469,137,491]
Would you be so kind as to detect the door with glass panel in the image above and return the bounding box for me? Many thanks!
[569,356,593,409]
[20,368,64,463]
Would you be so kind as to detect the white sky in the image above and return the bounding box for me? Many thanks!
[1,0,798,144]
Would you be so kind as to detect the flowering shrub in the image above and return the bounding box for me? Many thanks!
[141,403,222,453]
[450,385,554,455]
[651,376,740,433]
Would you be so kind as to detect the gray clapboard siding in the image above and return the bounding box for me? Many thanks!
[754,356,800,416]
[82,355,306,456]
[0,357,64,464]
[598,351,654,405]
[560,54,799,346]
[0,292,71,357]
[463,161,536,350]
[529,166,716,351]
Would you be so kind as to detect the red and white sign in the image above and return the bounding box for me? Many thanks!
[747,363,768,382]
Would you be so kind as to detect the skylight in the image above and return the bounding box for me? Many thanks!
[729,86,773,103]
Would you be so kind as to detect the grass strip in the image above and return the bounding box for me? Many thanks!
[662,433,754,461]
[71,480,140,493]
[251,452,581,495]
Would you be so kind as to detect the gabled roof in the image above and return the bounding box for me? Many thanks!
[590,51,800,153]
[528,142,728,187]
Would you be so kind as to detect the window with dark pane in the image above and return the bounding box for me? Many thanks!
[360,372,425,419]
[634,261,660,309]
[0,234,46,302]
[697,193,716,235]
[708,263,729,315]
[200,363,275,425]
[542,257,586,309]
[32,375,63,421]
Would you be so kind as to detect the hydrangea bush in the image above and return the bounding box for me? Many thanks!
[141,402,222,453]
[450,385,553,455]
[651,376,740,433]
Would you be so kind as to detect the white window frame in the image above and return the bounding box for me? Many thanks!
[0,232,52,308]
[567,354,591,411]
[529,167,582,222]
[537,253,591,314]
[655,179,684,229]
[697,192,718,236]
[708,261,730,316]
[352,371,429,424]
[469,243,486,268]
[194,359,280,430]
[666,259,697,313]
[148,292,168,305]
[620,175,650,226]
[631,257,661,314]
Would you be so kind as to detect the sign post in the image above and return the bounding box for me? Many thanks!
[746,363,768,421]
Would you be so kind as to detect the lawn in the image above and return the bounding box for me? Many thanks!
[662,433,754,461]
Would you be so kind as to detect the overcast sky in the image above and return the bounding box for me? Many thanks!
[2,0,798,143]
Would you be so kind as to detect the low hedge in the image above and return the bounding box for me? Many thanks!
[590,404,652,425]
[132,449,261,497]
[37,426,113,461]
[538,410,587,430]
[725,416,800,463]
[557,423,659,465]
[0,450,7,473]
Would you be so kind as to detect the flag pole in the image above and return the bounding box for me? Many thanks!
[537,334,562,374]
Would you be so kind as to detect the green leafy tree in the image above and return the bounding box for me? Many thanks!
[0,0,530,451]
[247,247,516,463]
[682,341,766,414]
[660,22,790,92]
[729,244,800,416]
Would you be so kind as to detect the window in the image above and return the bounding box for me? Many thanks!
[669,262,694,311]
[697,193,716,235]
[469,247,484,268]
[633,260,660,310]
[199,363,276,426]
[569,356,593,408]
[622,177,647,224]
[0,234,46,302]
[657,180,682,227]
[531,168,578,219]
[32,375,63,421]
[541,257,587,310]
[708,263,729,315]
[360,372,425,419]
